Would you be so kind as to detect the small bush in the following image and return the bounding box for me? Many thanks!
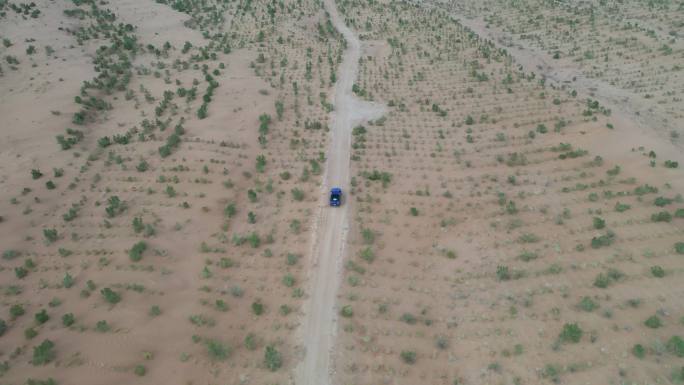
[0,319,6,336]
[400,350,417,364]
[134,364,146,376]
[129,241,147,262]
[62,313,75,327]
[264,345,282,371]
[35,309,49,324]
[592,217,605,229]
[340,305,353,318]
[252,301,264,316]
[644,315,663,329]
[496,265,510,281]
[206,339,231,361]
[667,336,684,357]
[400,313,417,325]
[100,288,121,304]
[32,340,56,365]
[559,323,582,343]
[652,211,673,223]
[579,297,599,312]
[651,265,665,278]
[676,242,684,254]
[632,344,646,359]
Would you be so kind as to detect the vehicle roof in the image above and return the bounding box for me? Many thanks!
[330,187,342,193]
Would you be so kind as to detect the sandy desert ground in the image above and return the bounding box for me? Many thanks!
[0,0,683,385]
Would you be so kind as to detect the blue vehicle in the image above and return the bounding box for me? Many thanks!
[329,187,342,206]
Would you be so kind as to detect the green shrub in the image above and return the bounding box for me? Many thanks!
[579,297,599,312]
[252,301,264,316]
[129,241,147,262]
[400,350,417,364]
[206,339,231,361]
[592,217,605,229]
[244,333,257,350]
[15,267,28,279]
[340,305,353,318]
[0,319,6,336]
[615,202,631,212]
[409,207,419,216]
[134,364,146,376]
[32,340,56,365]
[667,336,684,357]
[62,313,75,327]
[591,231,615,248]
[518,251,537,262]
[644,315,663,329]
[264,345,282,371]
[676,242,684,254]
[10,304,25,319]
[651,265,665,278]
[559,323,582,343]
[654,197,673,207]
[31,169,43,179]
[496,265,510,281]
[43,228,58,244]
[652,211,672,223]
[400,313,417,325]
[95,320,110,332]
[100,288,121,304]
[632,344,646,359]
[25,327,38,339]
[291,188,304,201]
[35,309,49,324]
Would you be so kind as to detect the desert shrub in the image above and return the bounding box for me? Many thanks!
[251,301,264,315]
[667,336,684,357]
[644,315,663,329]
[10,304,25,319]
[31,169,43,179]
[632,344,646,359]
[244,333,257,350]
[559,323,582,343]
[32,340,56,365]
[282,274,295,287]
[95,320,110,332]
[591,231,615,249]
[129,241,147,262]
[25,327,38,339]
[518,251,537,262]
[652,211,672,222]
[409,207,419,216]
[676,209,684,218]
[63,273,74,288]
[676,242,684,254]
[62,313,75,327]
[360,247,375,263]
[149,306,161,317]
[43,229,58,243]
[400,350,417,364]
[206,339,231,361]
[291,188,304,201]
[579,297,599,312]
[340,305,353,318]
[664,160,678,168]
[35,309,49,324]
[592,217,605,229]
[0,319,6,336]
[134,364,146,376]
[361,228,375,244]
[136,160,149,172]
[400,313,417,325]
[436,335,449,350]
[651,265,665,278]
[15,267,28,279]
[264,345,282,371]
[105,196,126,217]
[654,197,673,207]
[100,288,121,304]
[132,217,144,233]
[496,265,510,281]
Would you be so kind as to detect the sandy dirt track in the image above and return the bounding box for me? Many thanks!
[294,0,385,384]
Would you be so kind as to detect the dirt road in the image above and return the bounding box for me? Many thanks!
[294,1,385,384]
